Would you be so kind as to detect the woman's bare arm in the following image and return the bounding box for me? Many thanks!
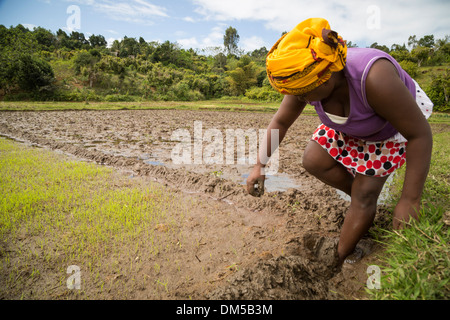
[247,95,306,195]
[365,59,433,228]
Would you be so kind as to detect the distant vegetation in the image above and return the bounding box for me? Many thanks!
[0,24,448,111]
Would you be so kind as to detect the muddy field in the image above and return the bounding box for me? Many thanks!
[0,109,404,299]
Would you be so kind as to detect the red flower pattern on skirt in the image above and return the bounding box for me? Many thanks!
[312,124,407,177]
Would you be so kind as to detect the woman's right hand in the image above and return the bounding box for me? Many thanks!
[246,164,266,197]
[245,95,305,197]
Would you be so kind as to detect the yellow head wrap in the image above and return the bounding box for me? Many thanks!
[266,18,347,96]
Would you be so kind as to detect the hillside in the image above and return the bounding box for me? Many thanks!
[0,24,448,111]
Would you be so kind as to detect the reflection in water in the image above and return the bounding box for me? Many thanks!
[335,173,396,204]
[144,160,166,166]
[241,173,301,193]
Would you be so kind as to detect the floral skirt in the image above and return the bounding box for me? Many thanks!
[312,125,407,177]
[311,79,433,178]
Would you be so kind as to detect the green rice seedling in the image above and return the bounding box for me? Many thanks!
[0,137,188,299]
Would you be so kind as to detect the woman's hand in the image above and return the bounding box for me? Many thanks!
[393,197,420,230]
[246,164,266,197]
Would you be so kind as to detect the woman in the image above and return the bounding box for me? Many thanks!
[246,18,433,265]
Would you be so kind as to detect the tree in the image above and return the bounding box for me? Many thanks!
[16,53,55,91]
[426,71,449,111]
[69,31,89,49]
[0,25,38,54]
[151,40,192,69]
[33,27,55,50]
[435,35,450,53]
[418,35,435,48]
[408,35,418,50]
[213,52,227,71]
[391,43,407,52]
[89,34,107,48]
[226,55,258,95]
[73,50,101,87]
[399,60,419,78]
[250,47,268,59]
[0,54,15,94]
[120,36,140,57]
[390,43,411,63]
[370,42,389,53]
[411,46,432,67]
[433,35,450,64]
[224,26,240,57]
[55,28,70,50]
[111,39,121,54]
[152,40,176,64]
[346,41,358,48]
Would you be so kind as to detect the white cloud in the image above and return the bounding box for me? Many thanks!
[192,0,276,21]
[106,37,122,48]
[191,0,450,48]
[23,24,37,30]
[183,16,196,23]
[70,0,169,25]
[176,37,199,48]
[177,24,225,50]
[241,36,266,52]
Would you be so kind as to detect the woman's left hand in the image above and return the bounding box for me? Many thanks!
[393,198,420,230]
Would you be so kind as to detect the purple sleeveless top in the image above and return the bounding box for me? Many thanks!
[310,48,416,141]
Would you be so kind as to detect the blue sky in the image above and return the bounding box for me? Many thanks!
[0,0,449,53]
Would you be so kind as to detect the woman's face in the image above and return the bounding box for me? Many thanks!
[296,75,336,103]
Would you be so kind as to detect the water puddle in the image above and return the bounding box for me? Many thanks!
[144,160,166,166]
[335,173,396,204]
[240,173,301,193]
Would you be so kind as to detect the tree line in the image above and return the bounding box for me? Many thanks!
[0,24,448,111]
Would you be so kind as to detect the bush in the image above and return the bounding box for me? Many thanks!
[399,60,419,78]
[245,86,283,102]
[103,94,137,102]
[425,70,450,112]
[168,81,204,101]
[17,54,55,91]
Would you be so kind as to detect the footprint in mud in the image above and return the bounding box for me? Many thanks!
[344,247,364,264]
[284,232,340,271]
[207,232,344,300]
[344,239,374,264]
[288,233,374,266]
[207,254,331,300]
[301,233,340,274]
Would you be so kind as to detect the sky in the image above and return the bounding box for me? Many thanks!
[0,0,449,53]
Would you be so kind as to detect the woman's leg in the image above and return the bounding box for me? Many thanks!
[303,140,388,264]
[303,140,354,196]
[337,174,388,264]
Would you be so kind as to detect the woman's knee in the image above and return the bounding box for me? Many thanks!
[351,175,387,210]
[351,190,378,212]
[302,140,334,174]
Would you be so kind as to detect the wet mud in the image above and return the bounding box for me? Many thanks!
[0,109,395,299]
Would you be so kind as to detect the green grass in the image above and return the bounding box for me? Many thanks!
[0,137,186,299]
[415,64,450,90]
[0,99,319,114]
[368,131,450,300]
[428,112,450,124]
